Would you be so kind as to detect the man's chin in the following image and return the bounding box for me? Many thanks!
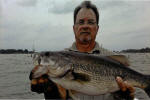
[79,39,91,45]
[79,36,91,44]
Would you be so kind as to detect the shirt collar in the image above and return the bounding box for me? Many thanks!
[68,41,100,54]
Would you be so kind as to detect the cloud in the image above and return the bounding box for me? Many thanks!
[97,27,150,51]
[48,0,81,14]
[48,0,130,14]
[0,15,74,51]
[94,0,130,10]
[94,1,150,51]
[0,0,3,47]
[99,1,150,33]
[0,0,2,18]
[16,0,38,7]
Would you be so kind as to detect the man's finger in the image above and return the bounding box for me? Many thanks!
[44,78,49,83]
[31,79,38,85]
[38,77,45,84]
[116,76,127,91]
[124,81,135,93]
[124,81,135,99]
[129,92,135,99]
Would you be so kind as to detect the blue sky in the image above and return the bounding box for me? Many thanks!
[0,0,150,51]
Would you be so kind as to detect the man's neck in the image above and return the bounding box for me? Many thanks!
[76,41,96,52]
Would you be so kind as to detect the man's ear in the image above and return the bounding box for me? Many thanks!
[97,25,99,31]
[96,25,99,35]
[73,25,75,34]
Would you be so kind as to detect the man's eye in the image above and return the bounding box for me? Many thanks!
[79,21,84,25]
[88,21,95,25]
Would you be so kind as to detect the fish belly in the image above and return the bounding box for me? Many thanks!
[50,77,120,95]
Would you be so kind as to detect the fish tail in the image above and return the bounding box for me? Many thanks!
[144,75,150,97]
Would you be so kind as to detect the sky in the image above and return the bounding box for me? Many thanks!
[0,0,150,51]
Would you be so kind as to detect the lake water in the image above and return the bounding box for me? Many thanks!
[0,53,150,99]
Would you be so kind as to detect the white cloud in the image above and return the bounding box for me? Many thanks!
[0,0,2,18]
[16,0,38,7]
[96,1,150,50]
[48,0,81,14]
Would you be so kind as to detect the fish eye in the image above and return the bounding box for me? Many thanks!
[45,52,50,57]
[38,58,41,65]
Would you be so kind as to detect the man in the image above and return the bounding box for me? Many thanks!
[29,1,135,100]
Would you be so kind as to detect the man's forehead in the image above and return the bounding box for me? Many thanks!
[76,8,96,21]
[79,17,94,21]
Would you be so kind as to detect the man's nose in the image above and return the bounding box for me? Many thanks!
[82,24,89,31]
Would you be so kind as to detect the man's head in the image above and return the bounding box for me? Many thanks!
[73,1,99,45]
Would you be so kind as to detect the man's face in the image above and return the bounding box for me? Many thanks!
[73,8,99,45]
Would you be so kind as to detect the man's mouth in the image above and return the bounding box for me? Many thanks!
[80,32,90,35]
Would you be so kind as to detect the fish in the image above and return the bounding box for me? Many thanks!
[31,51,150,97]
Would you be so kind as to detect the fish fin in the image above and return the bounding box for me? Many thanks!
[107,55,130,67]
[72,72,90,83]
[69,90,80,100]
[64,71,75,80]
[70,90,78,94]
[56,84,67,100]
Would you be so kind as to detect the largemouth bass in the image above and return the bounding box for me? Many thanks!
[31,51,150,97]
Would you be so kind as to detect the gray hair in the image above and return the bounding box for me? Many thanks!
[74,1,99,25]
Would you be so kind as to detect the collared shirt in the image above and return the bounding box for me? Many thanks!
[65,42,116,56]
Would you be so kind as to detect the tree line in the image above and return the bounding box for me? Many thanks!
[0,49,34,54]
[121,47,150,53]
[0,47,150,54]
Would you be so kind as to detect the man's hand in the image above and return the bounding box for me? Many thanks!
[29,70,66,99]
[30,72,55,93]
[114,76,135,100]
[29,65,55,93]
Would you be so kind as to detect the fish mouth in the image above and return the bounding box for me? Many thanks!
[32,65,49,79]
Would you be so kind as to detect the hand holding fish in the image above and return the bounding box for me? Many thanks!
[29,66,55,94]
[115,76,135,100]
[29,66,67,99]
